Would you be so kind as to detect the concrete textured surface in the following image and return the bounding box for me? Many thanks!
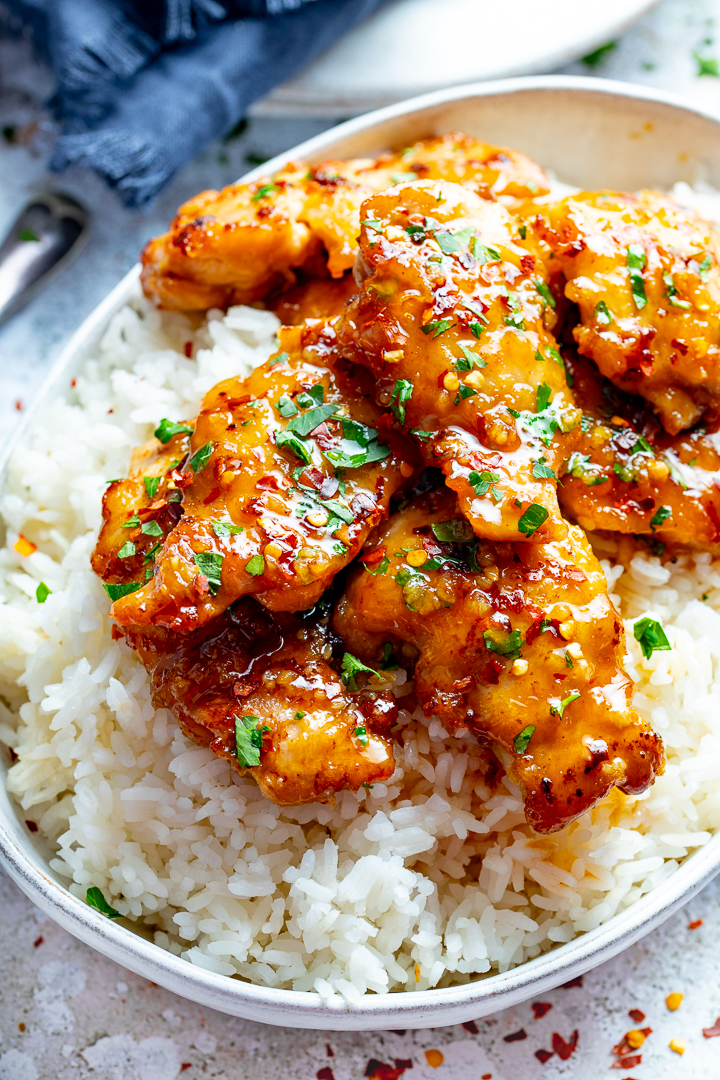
[3,0,720,1076]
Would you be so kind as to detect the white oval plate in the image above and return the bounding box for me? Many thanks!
[3,75,720,1030]
[252,0,659,118]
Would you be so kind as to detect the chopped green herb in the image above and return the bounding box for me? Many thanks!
[154,418,193,444]
[431,518,475,543]
[550,690,581,718]
[268,351,289,368]
[189,441,214,473]
[535,280,556,309]
[361,219,383,233]
[18,228,39,242]
[103,581,142,602]
[468,469,502,501]
[565,652,574,669]
[320,498,354,524]
[484,628,524,659]
[341,652,379,689]
[471,240,501,263]
[634,616,672,660]
[143,476,161,498]
[582,41,617,67]
[436,225,475,255]
[536,382,552,413]
[532,458,556,479]
[381,642,399,669]
[518,225,527,240]
[122,514,140,529]
[649,505,671,531]
[287,403,337,437]
[663,272,692,309]
[421,318,455,339]
[36,582,51,603]
[627,244,648,309]
[118,541,136,559]
[141,520,163,537]
[276,394,298,418]
[333,541,349,556]
[513,724,536,754]
[86,887,122,919]
[518,503,549,537]
[143,542,162,564]
[565,451,607,485]
[234,714,270,768]
[364,554,390,576]
[193,551,223,595]
[251,183,278,201]
[456,343,486,370]
[411,429,433,440]
[213,521,244,538]
[454,383,478,405]
[297,384,324,408]
[354,726,369,746]
[276,429,313,465]
[244,554,265,577]
[144,566,154,582]
[695,51,720,77]
[630,435,653,455]
[294,711,306,721]
[595,300,612,324]
[389,379,413,424]
[698,253,713,280]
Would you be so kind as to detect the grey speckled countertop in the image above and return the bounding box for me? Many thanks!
[4,1,720,1076]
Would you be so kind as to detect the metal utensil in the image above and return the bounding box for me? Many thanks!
[0,192,89,325]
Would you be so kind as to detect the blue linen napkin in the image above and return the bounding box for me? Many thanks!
[2,0,391,207]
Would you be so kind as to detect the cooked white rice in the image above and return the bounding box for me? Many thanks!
[2,182,720,1001]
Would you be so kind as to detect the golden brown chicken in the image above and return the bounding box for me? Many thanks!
[336,179,581,543]
[334,487,664,833]
[125,597,396,805]
[95,319,417,634]
[558,349,720,551]
[141,133,550,313]
[271,274,358,326]
[534,190,720,435]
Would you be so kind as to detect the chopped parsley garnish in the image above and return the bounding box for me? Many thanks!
[518,225,527,240]
[276,429,313,465]
[143,542,162,565]
[456,343,486,371]
[320,498,354,524]
[192,551,223,595]
[341,652,379,689]
[650,504,671,531]
[535,280,556,309]
[411,429,433,440]
[251,183,277,201]
[122,513,140,529]
[154,419,193,444]
[212,521,244,538]
[268,351,288,368]
[389,379,413,424]
[431,518,475,543]
[627,244,648,309]
[118,541,136,559]
[421,318,455,339]
[86,887,122,919]
[103,581,142,601]
[324,418,389,469]
[565,451,607,486]
[550,691,581,718]
[354,726,369,746]
[695,52,720,78]
[361,219,383,233]
[513,724,535,754]
[143,476,161,498]
[18,228,39,242]
[532,458,556,479]
[297,384,324,408]
[634,617,672,660]
[141,520,163,537]
[582,40,617,67]
[470,240,501,263]
[484,628,523,659]
[663,272,691,309]
[565,652,574,669]
[631,434,653,454]
[698,253,713,280]
[276,394,298,418]
[595,300,613,324]
[286,403,337,437]
[189,441,214,473]
[436,225,475,255]
[536,382,552,413]
[381,642,399,669]
[364,554,390,576]
[469,469,502,501]
[517,503,549,537]
[244,554,265,577]
[454,383,478,405]
[234,714,270,768]
[36,582,51,603]
[294,711,306,721]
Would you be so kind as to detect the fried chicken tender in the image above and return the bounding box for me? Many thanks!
[100,320,417,633]
[334,488,663,833]
[335,179,581,543]
[534,190,720,434]
[559,349,720,550]
[126,597,396,805]
[141,134,550,313]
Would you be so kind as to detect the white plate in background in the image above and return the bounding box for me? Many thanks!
[252,0,660,117]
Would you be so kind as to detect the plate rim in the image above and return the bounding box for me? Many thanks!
[2,73,720,1029]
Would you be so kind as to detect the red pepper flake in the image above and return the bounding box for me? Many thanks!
[33,936,44,947]
[482,657,504,684]
[551,1030,579,1060]
[361,546,387,569]
[628,1009,645,1023]
[326,1044,334,1057]
[25,820,38,832]
[203,487,222,505]
[462,1020,479,1034]
[70,378,77,387]
[610,1055,641,1069]
[532,1002,553,1019]
[14,399,23,411]
[180,1065,192,1073]
[689,918,703,930]
[184,341,193,358]
[560,975,583,989]
[482,1075,492,1080]
[534,1049,553,1064]
[703,1017,720,1038]
[503,1029,527,1043]
[317,1069,335,1080]
[364,1060,412,1080]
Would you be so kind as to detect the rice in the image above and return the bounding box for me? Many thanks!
[2,186,720,1000]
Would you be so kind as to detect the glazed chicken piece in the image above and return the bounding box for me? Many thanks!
[336,179,581,543]
[559,349,720,551]
[126,597,396,805]
[534,190,720,434]
[97,319,417,634]
[141,133,549,313]
[272,274,359,326]
[334,488,664,833]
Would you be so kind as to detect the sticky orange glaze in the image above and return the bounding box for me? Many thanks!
[533,190,720,434]
[101,320,418,633]
[559,349,720,550]
[125,597,396,805]
[336,179,581,543]
[272,274,358,326]
[334,488,663,833]
[140,133,549,313]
